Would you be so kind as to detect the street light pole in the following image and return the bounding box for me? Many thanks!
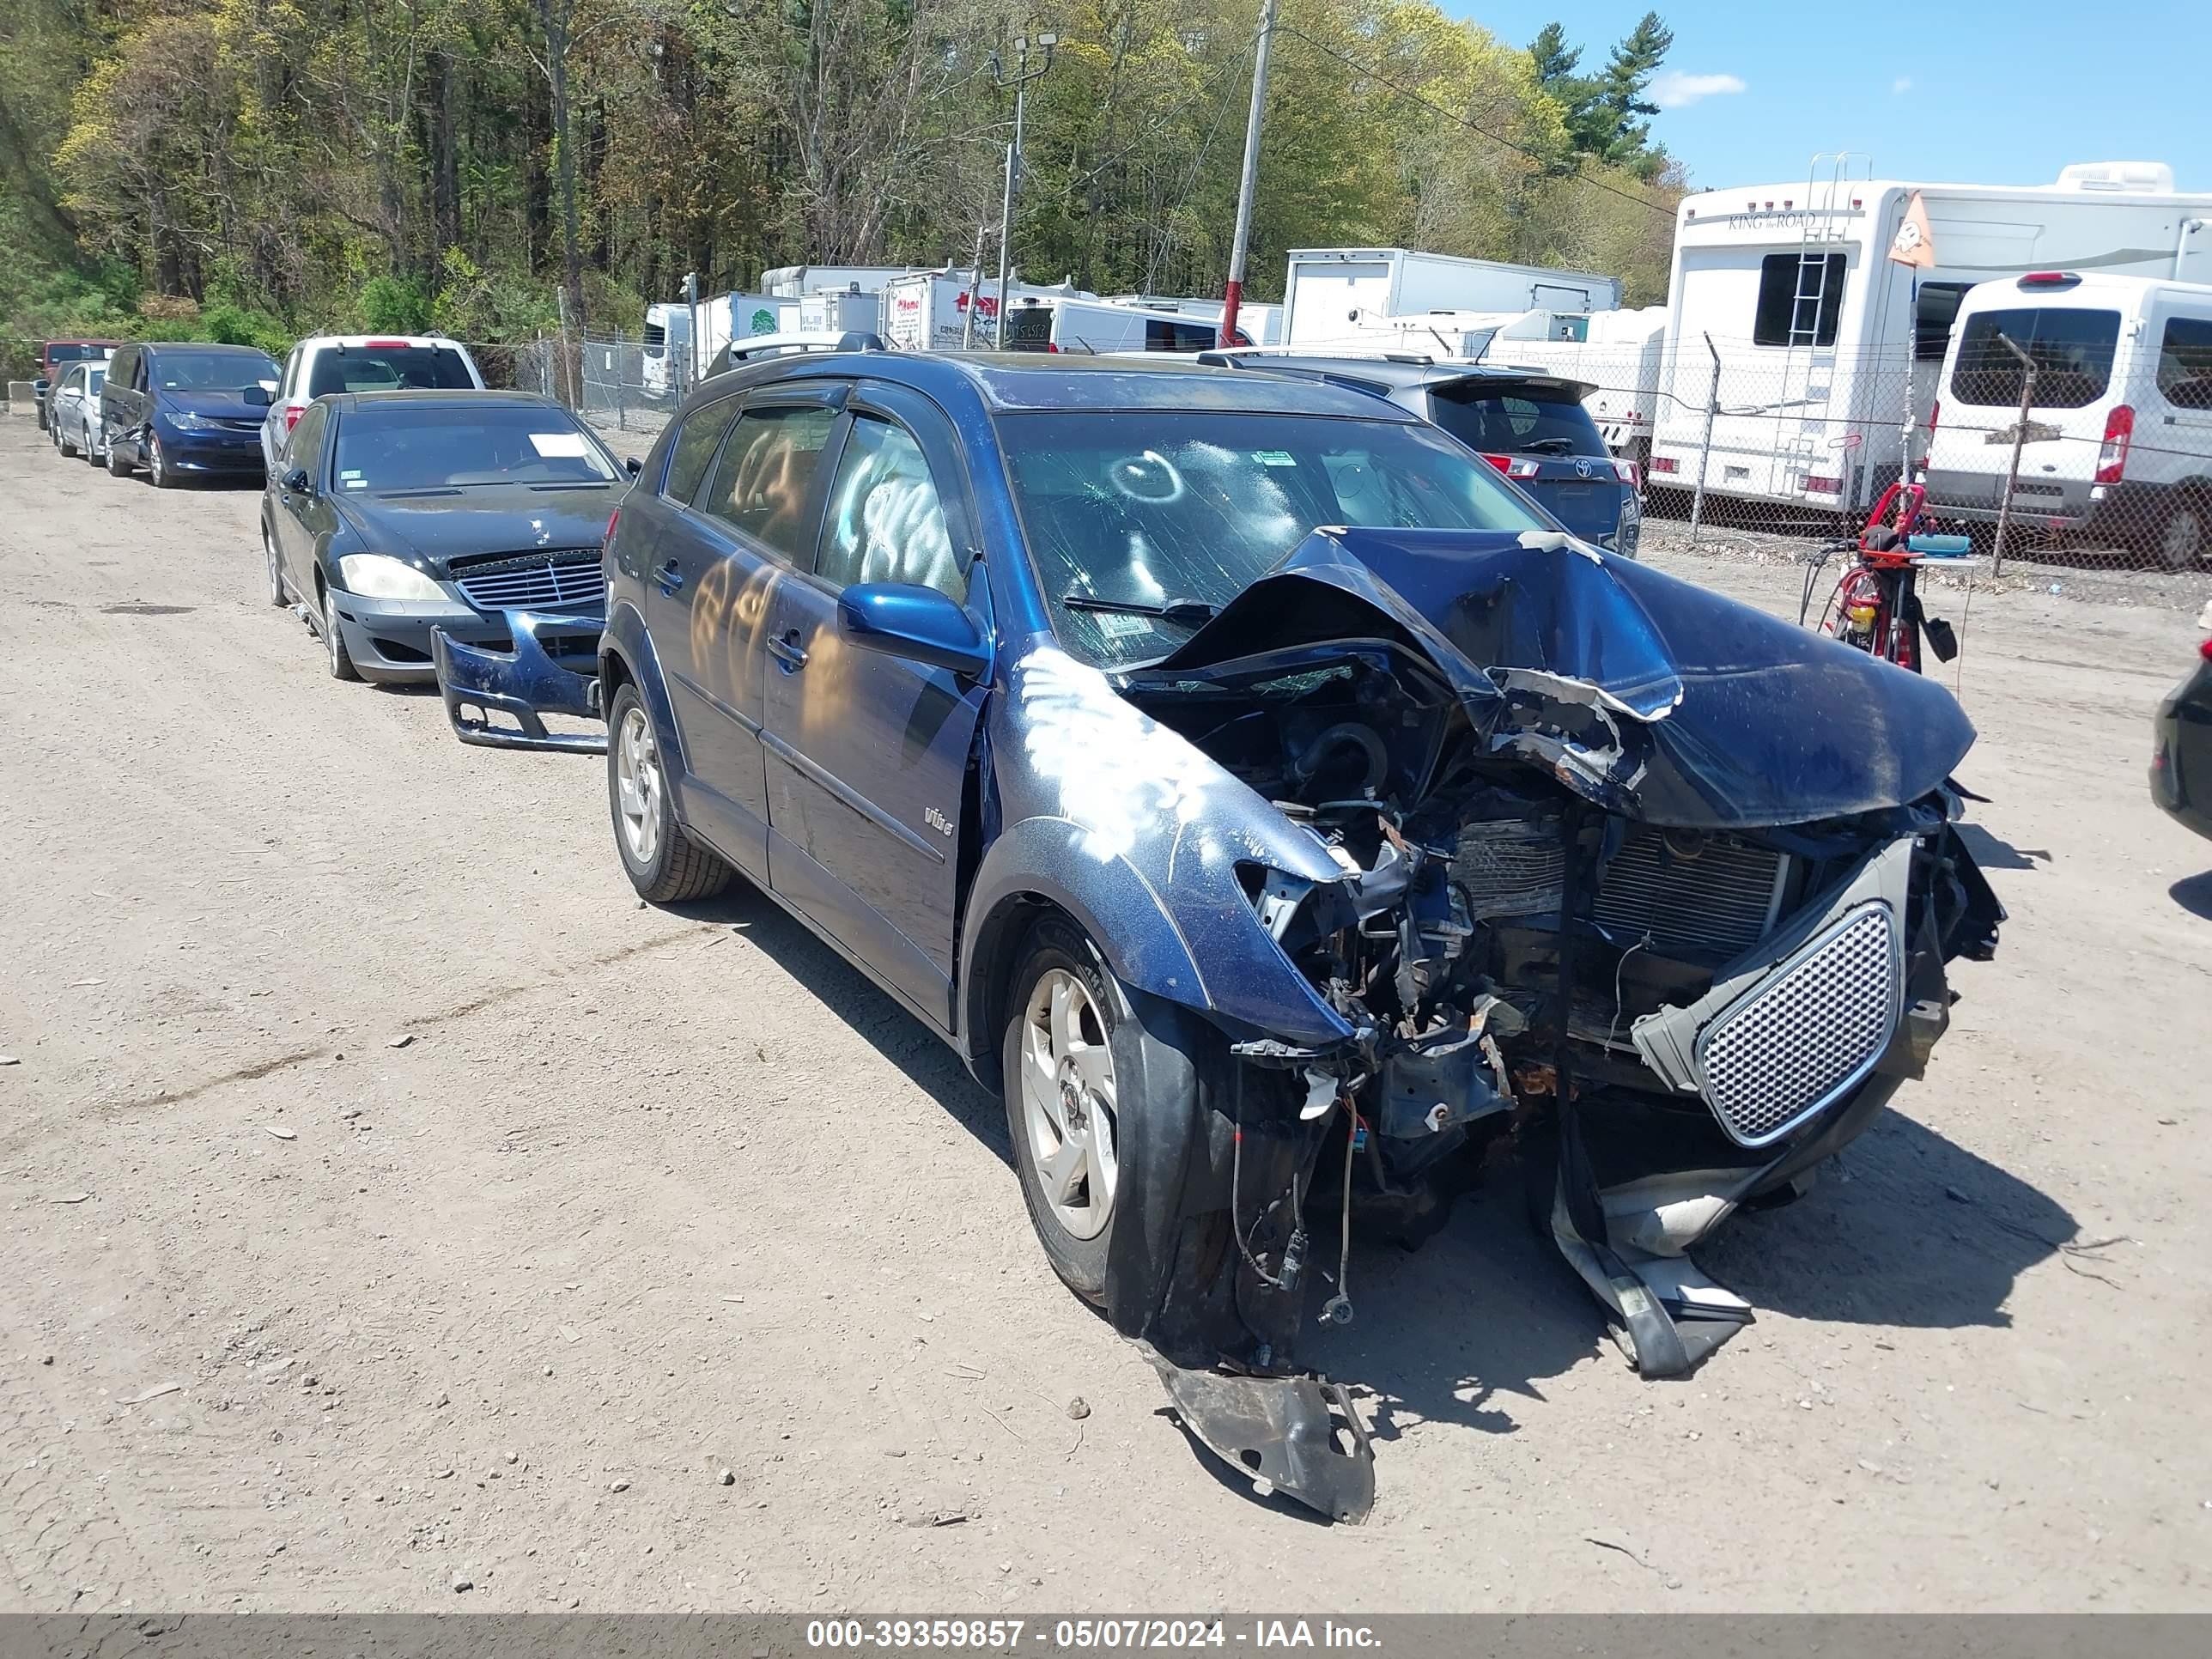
[1220,0,1278,349]
[990,32,1056,349]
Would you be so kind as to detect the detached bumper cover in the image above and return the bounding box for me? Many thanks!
[431,611,606,753]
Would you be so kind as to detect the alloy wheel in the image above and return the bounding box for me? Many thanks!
[1017,969,1121,1241]
[2161,505,2206,570]
[147,434,167,487]
[614,705,664,867]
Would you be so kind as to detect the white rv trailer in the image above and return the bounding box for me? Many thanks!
[1648,160,2212,514]
[1281,248,1621,347]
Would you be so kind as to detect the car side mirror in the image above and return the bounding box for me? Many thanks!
[245,384,273,408]
[625,455,643,477]
[283,467,312,495]
[836,583,990,680]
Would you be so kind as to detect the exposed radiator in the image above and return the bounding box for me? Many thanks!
[1592,824,1788,959]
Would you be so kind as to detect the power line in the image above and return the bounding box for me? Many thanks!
[1142,33,1256,294]
[1273,21,1678,222]
[1064,30,1261,193]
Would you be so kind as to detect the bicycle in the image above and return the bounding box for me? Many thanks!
[1798,481,1968,674]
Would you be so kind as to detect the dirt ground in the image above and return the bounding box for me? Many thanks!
[3,416,2209,1614]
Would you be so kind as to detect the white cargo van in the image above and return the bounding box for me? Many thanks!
[1921,272,2212,566]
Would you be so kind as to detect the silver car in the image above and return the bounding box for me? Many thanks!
[46,361,109,465]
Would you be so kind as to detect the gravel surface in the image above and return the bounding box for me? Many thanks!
[2,418,2209,1612]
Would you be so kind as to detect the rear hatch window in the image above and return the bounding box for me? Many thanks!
[309,344,476,397]
[1950,307,2121,410]
[1426,384,1620,541]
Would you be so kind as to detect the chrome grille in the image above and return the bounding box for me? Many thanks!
[1594,825,1786,958]
[1696,903,1900,1147]
[453,554,605,611]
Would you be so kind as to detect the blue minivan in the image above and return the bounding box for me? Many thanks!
[100,341,282,487]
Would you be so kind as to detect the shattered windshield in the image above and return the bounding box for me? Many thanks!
[998,410,1551,667]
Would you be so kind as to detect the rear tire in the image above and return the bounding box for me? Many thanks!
[264,526,288,606]
[2157,498,2208,571]
[606,681,732,903]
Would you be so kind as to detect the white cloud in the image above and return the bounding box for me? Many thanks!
[1892,76,1913,95]
[1649,71,1747,110]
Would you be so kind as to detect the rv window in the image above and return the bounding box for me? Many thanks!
[2156,316,2212,411]
[1753,253,1846,348]
[1144,318,1217,352]
[1950,307,2119,409]
[1914,283,1971,362]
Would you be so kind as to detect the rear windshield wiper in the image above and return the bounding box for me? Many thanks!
[1519,437,1580,455]
[1060,593,1219,626]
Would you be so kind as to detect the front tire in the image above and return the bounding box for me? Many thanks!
[105,428,131,477]
[1000,918,1203,1317]
[58,417,78,459]
[320,583,358,681]
[264,526,288,606]
[146,434,173,489]
[606,682,732,903]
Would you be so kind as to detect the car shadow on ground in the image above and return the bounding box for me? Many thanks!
[2171,871,2212,919]
[667,880,1011,1160]
[1955,821,2051,870]
[663,884,2077,1457]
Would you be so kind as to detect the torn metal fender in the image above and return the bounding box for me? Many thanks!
[1140,1345,1375,1524]
[432,611,605,754]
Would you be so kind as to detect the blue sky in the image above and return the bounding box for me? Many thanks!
[1447,3,2209,192]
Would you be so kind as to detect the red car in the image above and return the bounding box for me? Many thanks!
[33,340,121,432]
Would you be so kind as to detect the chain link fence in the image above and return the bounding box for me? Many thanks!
[1477,331,2212,597]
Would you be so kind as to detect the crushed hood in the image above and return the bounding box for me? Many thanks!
[1146,526,1977,829]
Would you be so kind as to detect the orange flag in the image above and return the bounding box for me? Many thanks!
[1888,191,1936,269]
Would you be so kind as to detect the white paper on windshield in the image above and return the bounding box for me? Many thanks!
[529,432,591,459]
[1095,612,1152,640]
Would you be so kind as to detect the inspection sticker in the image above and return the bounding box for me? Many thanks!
[1253,450,1297,467]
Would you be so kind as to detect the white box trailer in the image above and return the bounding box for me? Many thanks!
[1649,161,2212,514]
[797,287,885,335]
[758,265,922,299]
[881,270,1092,352]
[643,292,792,394]
[1281,247,1620,346]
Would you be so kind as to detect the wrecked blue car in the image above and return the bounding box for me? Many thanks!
[588,351,2002,1521]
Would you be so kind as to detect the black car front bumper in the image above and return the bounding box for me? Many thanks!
[431,611,607,754]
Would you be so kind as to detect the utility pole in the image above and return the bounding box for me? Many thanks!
[961,224,987,350]
[1220,0,1278,349]
[990,32,1057,349]
[683,271,700,396]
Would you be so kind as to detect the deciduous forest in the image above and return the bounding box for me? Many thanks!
[0,1,1686,371]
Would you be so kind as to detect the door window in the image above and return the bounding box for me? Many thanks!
[663,396,740,504]
[697,404,839,561]
[816,416,965,601]
[2156,316,2212,411]
[1753,252,1846,348]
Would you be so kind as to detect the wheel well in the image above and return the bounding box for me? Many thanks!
[961,891,1076,1086]
[599,646,635,703]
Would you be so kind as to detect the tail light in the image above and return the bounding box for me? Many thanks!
[2200,635,2212,663]
[2095,405,2133,484]
[1806,475,1843,496]
[1650,454,1679,475]
[1611,458,1640,487]
[1481,453,1541,480]
[283,404,305,433]
[605,507,620,549]
[1927,398,1941,435]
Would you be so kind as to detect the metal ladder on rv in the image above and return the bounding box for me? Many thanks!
[1773,153,1871,504]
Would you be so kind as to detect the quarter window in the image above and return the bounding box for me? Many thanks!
[1753,252,1846,348]
[2156,316,2212,411]
[696,404,840,561]
[816,416,965,602]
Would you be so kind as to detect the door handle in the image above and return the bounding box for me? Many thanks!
[653,560,684,594]
[769,629,809,672]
